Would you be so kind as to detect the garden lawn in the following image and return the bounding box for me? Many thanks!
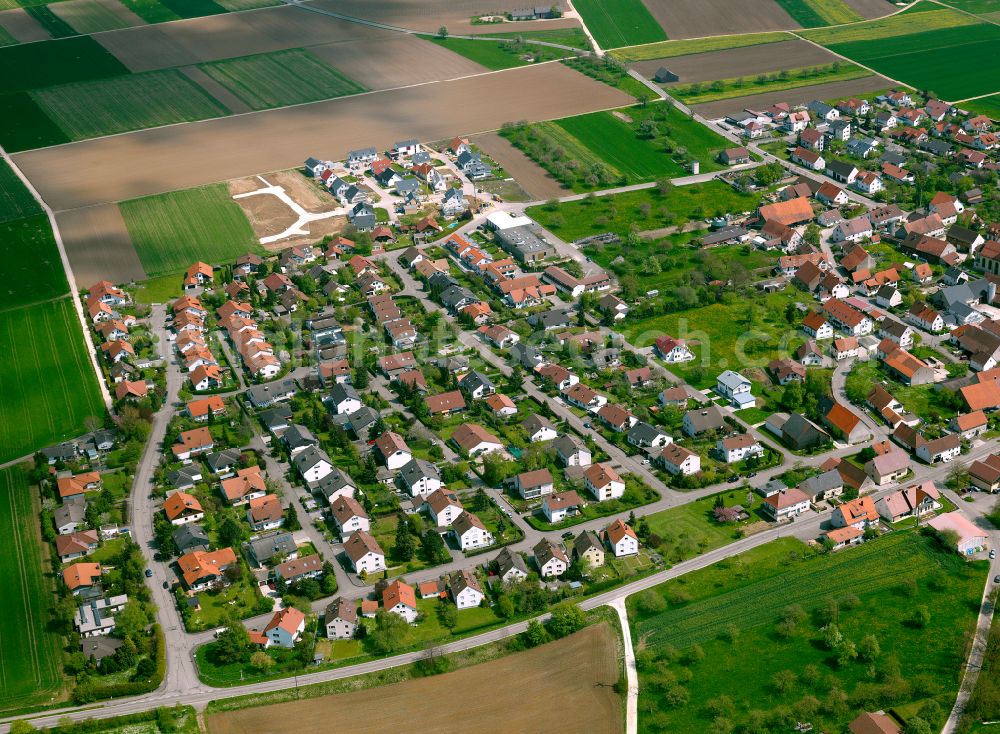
[629,531,986,734]
[847,360,958,423]
[31,69,230,141]
[610,31,791,62]
[773,0,862,26]
[572,0,666,48]
[525,180,760,241]
[0,298,104,463]
[119,184,259,277]
[199,49,365,110]
[185,580,261,631]
[621,290,804,388]
[642,491,751,562]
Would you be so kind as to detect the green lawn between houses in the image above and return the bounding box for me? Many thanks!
[525,179,760,241]
[628,531,987,734]
[0,466,66,714]
[118,184,261,277]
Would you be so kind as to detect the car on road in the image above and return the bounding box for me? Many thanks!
[562,531,574,540]
[991,550,997,559]
[583,422,591,429]
[144,568,153,578]
[995,575,1000,584]
[727,475,739,483]
[641,459,650,465]
[746,472,757,478]
[163,581,169,589]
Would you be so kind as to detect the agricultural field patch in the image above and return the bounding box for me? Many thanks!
[481,27,590,49]
[13,62,632,211]
[0,298,104,464]
[58,203,147,286]
[0,158,42,224]
[801,4,977,44]
[31,68,230,142]
[611,31,792,62]
[0,35,129,94]
[641,0,798,40]
[0,92,70,151]
[773,0,862,26]
[0,7,53,42]
[819,23,1000,100]
[0,21,14,42]
[573,0,666,48]
[689,73,889,119]
[0,466,66,714]
[118,184,259,276]
[206,624,621,734]
[116,0,179,23]
[628,532,985,733]
[158,0,225,17]
[198,48,365,110]
[937,0,1000,14]
[49,0,145,33]
[310,34,487,91]
[0,215,68,311]
[24,4,77,36]
[213,0,278,9]
[671,61,869,105]
[427,35,575,70]
[964,93,1000,121]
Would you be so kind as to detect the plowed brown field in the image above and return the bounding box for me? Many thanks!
[15,62,631,212]
[207,623,621,734]
[57,203,147,285]
[642,0,799,39]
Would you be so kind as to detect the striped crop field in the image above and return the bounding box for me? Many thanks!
[119,183,259,277]
[0,298,104,464]
[800,4,978,44]
[0,466,65,713]
[31,68,230,141]
[198,48,366,111]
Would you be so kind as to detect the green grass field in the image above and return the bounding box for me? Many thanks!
[610,31,792,62]
[525,180,760,241]
[622,289,803,388]
[801,4,975,44]
[24,5,78,37]
[940,0,1000,11]
[117,0,181,22]
[427,36,575,69]
[0,215,70,311]
[0,36,129,95]
[816,21,1000,100]
[628,532,985,733]
[964,93,1000,120]
[119,184,259,277]
[32,69,230,141]
[54,0,136,33]
[0,92,71,151]
[158,0,226,15]
[774,0,862,26]
[0,159,42,225]
[0,23,16,46]
[573,0,667,48]
[554,106,726,179]
[0,298,104,463]
[672,62,870,104]
[0,466,65,714]
[199,49,365,110]
[481,27,591,49]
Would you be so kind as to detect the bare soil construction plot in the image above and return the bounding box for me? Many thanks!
[49,0,146,34]
[0,8,51,41]
[207,624,621,734]
[16,62,631,212]
[305,0,574,35]
[690,73,891,118]
[228,173,346,248]
[633,39,840,85]
[57,203,147,285]
[310,34,487,90]
[471,131,570,200]
[642,0,800,39]
[96,4,385,72]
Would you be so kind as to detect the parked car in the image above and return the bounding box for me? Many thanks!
[562,531,574,541]
[144,568,153,578]
[991,549,996,559]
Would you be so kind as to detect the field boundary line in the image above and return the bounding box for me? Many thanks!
[1,147,111,412]
[785,30,915,96]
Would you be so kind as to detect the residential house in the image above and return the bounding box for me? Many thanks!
[864,449,910,485]
[449,570,485,609]
[542,491,584,523]
[422,488,464,528]
[383,580,419,623]
[715,370,754,409]
[876,481,941,522]
[534,538,568,577]
[450,512,494,551]
[831,496,879,529]
[761,488,811,521]
[513,468,554,500]
[344,530,385,575]
[324,598,358,640]
[584,463,625,501]
[554,434,592,467]
[603,519,639,558]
